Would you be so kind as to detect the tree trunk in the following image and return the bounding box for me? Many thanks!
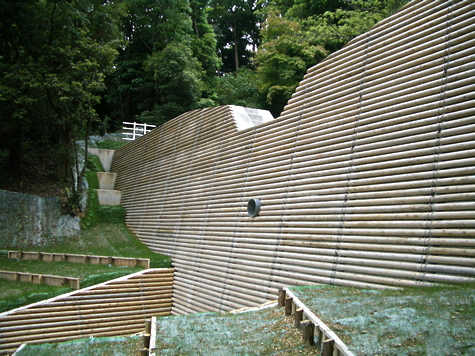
[232,24,239,72]
[7,124,23,172]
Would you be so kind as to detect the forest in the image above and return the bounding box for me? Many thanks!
[0,0,408,203]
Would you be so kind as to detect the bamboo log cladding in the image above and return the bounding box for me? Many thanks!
[0,269,174,355]
[110,0,475,315]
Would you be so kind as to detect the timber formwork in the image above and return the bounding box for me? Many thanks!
[111,0,475,315]
[0,268,174,355]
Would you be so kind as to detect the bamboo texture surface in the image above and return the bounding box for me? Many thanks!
[0,268,174,355]
[110,0,475,315]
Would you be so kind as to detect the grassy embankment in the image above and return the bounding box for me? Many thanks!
[0,140,171,313]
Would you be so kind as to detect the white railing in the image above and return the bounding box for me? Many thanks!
[122,121,156,141]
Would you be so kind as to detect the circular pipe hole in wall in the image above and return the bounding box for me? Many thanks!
[247,198,261,217]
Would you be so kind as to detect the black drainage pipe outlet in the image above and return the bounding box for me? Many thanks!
[247,198,261,217]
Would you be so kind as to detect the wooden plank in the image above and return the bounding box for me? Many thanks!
[284,288,354,356]
[6,251,150,269]
[149,316,157,356]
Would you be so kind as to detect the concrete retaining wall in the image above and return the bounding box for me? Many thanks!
[0,190,80,247]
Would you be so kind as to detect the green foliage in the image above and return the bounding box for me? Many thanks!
[97,206,127,224]
[255,13,327,116]
[15,335,143,356]
[37,222,172,267]
[208,0,261,73]
[0,257,140,280]
[0,279,72,313]
[0,220,172,312]
[96,141,128,150]
[81,172,100,229]
[0,0,411,164]
[86,155,105,173]
[215,69,264,108]
[64,189,82,217]
[105,0,220,127]
[254,0,410,117]
[145,42,206,124]
[0,0,125,199]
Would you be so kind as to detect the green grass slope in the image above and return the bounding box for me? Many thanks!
[0,140,171,313]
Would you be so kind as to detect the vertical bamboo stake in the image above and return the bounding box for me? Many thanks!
[149,316,157,356]
[143,318,151,353]
[278,289,286,307]
[145,319,152,335]
[301,321,315,346]
[294,308,303,328]
[285,297,293,316]
[322,338,335,356]
[316,327,324,347]
[143,334,150,349]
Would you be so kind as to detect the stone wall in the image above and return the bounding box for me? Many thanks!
[0,190,79,247]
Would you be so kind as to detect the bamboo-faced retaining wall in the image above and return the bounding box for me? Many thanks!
[0,268,174,355]
[111,0,475,315]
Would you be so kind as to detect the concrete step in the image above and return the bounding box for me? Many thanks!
[97,172,117,190]
[95,189,122,206]
[88,148,114,172]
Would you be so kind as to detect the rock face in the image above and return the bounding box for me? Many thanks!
[0,190,80,247]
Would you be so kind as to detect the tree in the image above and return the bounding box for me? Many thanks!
[105,0,220,128]
[254,0,410,117]
[144,42,204,124]
[215,68,263,108]
[0,0,123,211]
[255,12,327,116]
[263,0,411,52]
[189,0,222,102]
[208,0,260,73]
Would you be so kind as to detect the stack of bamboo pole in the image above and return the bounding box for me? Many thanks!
[0,269,174,355]
[110,0,475,315]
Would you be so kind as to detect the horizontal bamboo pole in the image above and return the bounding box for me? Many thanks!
[110,0,475,315]
[0,270,174,354]
[0,310,171,336]
[301,0,453,78]
[287,37,475,121]
[0,303,172,326]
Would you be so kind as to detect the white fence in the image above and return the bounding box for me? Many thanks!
[122,122,156,141]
